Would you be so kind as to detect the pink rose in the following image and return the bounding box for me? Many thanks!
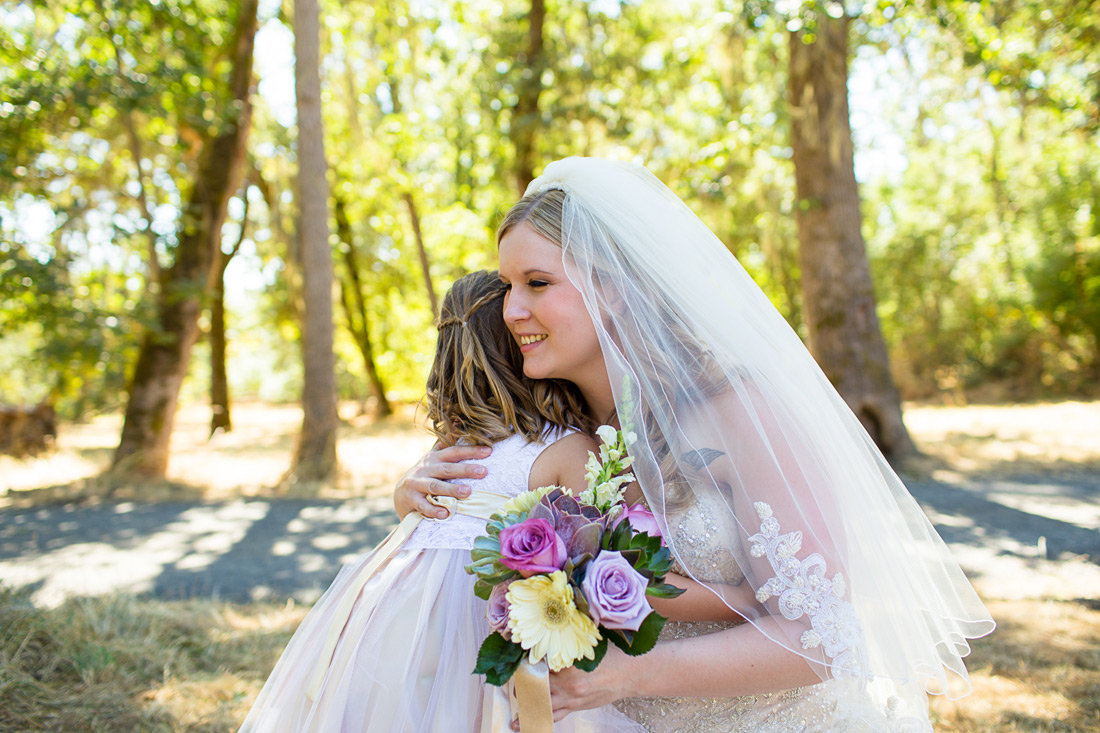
[499,518,567,577]
[581,551,652,631]
[616,503,664,542]
[486,581,513,639]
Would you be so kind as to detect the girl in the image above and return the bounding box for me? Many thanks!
[241,270,642,732]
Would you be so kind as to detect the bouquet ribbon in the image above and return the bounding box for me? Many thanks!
[305,489,512,700]
[513,659,554,733]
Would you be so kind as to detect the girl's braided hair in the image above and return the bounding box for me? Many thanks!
[426,269,592,446]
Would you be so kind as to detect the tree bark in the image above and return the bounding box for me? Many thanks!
[291,0,339,483]
[111,0,258,477]
[402,191,439,318]
[334,194,393,418]
[511,0,546,196]
[210,190,249,437]
[787,15,915,458]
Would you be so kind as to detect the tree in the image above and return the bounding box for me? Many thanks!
[289,0,339,482]
[209,189,250,436]
[510,0,546,196]
[334,193,393,417]
[787,10,915,457]
[112,0,259,476]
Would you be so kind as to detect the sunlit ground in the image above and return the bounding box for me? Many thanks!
[903,400,1100,478]
[0,400,434,503]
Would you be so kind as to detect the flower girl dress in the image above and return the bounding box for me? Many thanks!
[240,429,643,733]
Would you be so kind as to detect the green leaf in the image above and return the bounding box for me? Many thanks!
[473,535,501,552]
[645,582,686,599]
[623,611,666,656]
[470,547,501,563]
[604,628,631,654]
[473,632,525,687]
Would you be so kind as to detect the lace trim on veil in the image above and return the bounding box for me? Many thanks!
[748,501,868,679]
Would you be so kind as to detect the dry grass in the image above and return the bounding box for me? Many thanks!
[2,587,1097,731]
[0,584,307,733]
[930,599,1100,732]
[901,400,1100,480]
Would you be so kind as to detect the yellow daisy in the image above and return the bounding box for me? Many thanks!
[506,570,600,672]
[503,485,566,515]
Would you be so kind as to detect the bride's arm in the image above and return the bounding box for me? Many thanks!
[549,622,819,720]
[648,572,756,622]
[392,444,491,518]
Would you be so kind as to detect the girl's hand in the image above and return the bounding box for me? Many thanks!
[393,444,491,519]
[548,646,634,721]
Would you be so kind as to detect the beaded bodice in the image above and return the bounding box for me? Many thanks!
[612,493,893,732]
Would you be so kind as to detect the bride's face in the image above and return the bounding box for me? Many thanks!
[498,223,606,392]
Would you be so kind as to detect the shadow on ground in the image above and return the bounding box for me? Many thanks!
[0,497,397,604]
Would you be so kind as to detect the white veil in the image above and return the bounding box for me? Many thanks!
[523,157,994,723]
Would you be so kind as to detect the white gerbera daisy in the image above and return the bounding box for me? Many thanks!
[506,571,599,672]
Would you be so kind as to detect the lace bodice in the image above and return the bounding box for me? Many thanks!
[613,494,904,732]
[401,430,568,552]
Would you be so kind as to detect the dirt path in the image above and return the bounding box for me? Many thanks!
[1,401,1098,606]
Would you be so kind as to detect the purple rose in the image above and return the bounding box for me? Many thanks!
[499,518,567,578]
[581,550,653,631]
[486,582,513,639]
[615,503,664,542]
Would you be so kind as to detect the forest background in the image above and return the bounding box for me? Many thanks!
[3,0,1098,470]
[1,0,1099,730]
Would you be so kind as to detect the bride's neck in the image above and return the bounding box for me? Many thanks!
[578,373,618,429]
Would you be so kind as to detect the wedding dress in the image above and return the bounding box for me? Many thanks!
[240,429,642,733]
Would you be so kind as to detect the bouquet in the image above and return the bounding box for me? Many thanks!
[465,423,684,687]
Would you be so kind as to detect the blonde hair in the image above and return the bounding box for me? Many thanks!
[425,269,591,446]
[498,190,726,507]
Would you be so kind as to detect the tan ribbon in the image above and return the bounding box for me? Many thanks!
[304,489,512,700]
[514,660,554,733]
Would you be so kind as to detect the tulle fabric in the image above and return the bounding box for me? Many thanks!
[525,157,995,728]
[240,545,642,733]
[240,548,485,732]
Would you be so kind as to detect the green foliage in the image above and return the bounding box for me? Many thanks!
[861,0,1100,397]
[472,631,525,686]
[4,0,1099,422]
[604,608,666,657]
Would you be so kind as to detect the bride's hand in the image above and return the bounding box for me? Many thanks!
[548,646,634,721]
[393,444,491,518]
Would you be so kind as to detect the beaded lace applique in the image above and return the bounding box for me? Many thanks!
[748,501,867,679]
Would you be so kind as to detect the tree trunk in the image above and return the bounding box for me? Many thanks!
[291,0,339,483]
[334,194,393,418]
[511,0,546,195]
[210,190,249,437]
[787,15,915,458]
[111,0,258,477]
[402,191,439,318]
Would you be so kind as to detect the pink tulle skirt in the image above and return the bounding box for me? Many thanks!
[240,543,644,732]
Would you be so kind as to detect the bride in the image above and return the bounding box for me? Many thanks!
[396,157,994,731]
